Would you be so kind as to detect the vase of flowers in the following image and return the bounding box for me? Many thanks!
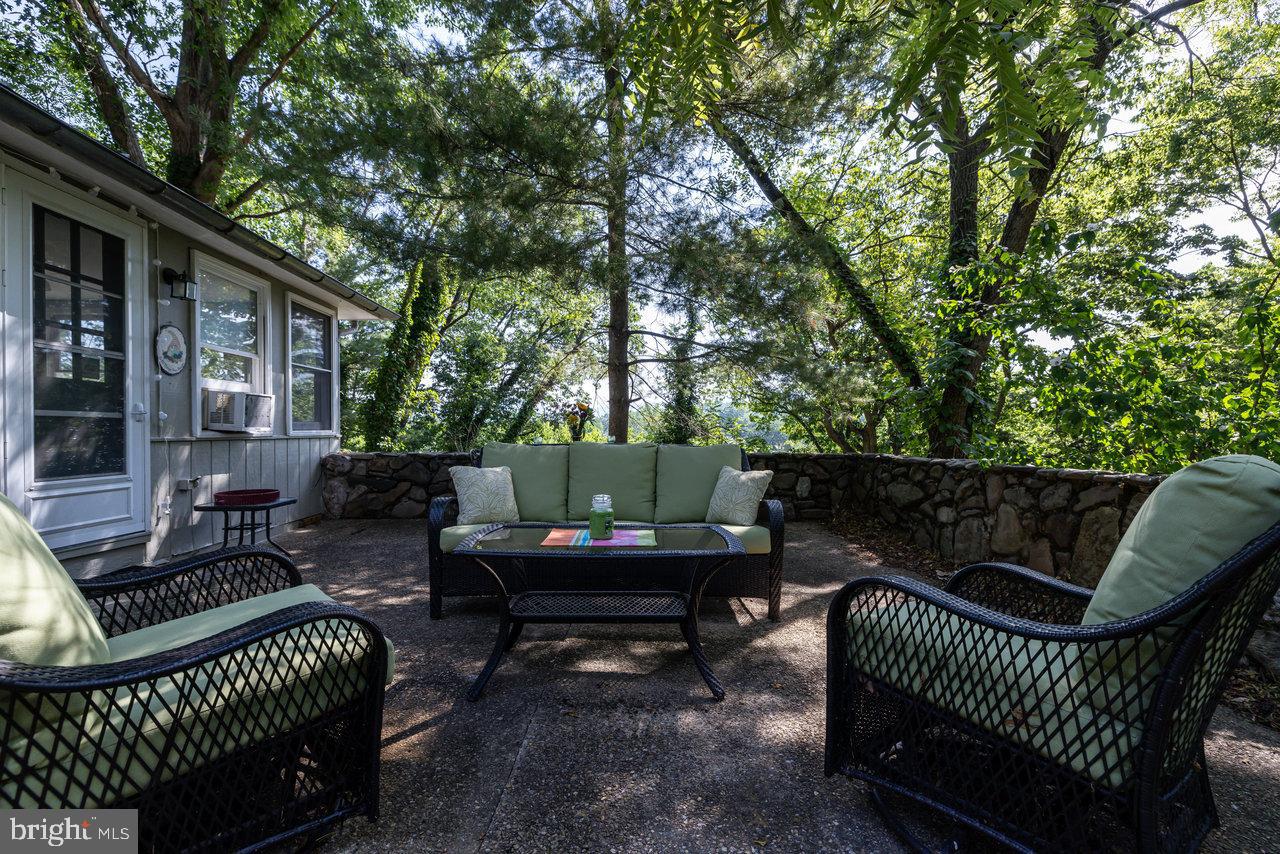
[564,401,593,441]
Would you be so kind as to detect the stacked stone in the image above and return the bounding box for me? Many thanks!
[321,452,472,519]
[747,453,852,521]
[843,456,1164,585]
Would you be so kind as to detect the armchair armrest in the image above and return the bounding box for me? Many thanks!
[427,495,458,560]
[76,546,302,637]
[0,600,384,693]
[0,601,387,810]
[755,498,785,539]
[945,562,1095,624]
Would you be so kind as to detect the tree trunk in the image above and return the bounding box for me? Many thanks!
[60,0,148,166]
[929,131,990,458]
[821,412,856,453]
[601,4,630,442]
[928,126,1072,458]
[712,116,923,390]
[860,405,882,453]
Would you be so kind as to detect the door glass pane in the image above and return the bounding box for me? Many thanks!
[35,416,125,479]
[32,206,128,480]
[41,210,71,271]
[290,304,330,367]
[290,368,332,431]
[34,349,125,413]
[35,278,124,353]
[79,228,103,281]
[199,271,258,352]
[202,348,253,384]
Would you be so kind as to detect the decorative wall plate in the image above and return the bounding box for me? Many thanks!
[156,324,188,375]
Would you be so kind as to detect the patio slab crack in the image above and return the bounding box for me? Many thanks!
[474,700,542,852]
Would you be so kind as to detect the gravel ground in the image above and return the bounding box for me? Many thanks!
[275,519,1280,853]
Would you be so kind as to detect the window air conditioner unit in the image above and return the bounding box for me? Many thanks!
[204,389,274,434]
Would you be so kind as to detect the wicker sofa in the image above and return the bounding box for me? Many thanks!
[427,442,785,620]
[0,493,392,852]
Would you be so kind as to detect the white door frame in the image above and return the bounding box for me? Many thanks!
[1,162,151,549]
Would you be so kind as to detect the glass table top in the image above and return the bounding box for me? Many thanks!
[458,524,734,555]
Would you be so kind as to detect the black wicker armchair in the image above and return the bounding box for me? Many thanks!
[1,545,390,853]
[825,522,1280,853]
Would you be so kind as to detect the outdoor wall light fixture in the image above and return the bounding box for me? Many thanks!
[162,268,198,302]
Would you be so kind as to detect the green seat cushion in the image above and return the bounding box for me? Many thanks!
[482,443,570,522]
[1078,455,1280,724]
[0,492,108,667]
[106,583,396,685]
[654,444,743,523]
[5,585,393,808]
[440,524,492,553]
[719,525,771,555]
[847,602,1139,789]
[567,443,658,522]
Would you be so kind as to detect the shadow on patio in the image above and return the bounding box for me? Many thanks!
[278,520,1280,853]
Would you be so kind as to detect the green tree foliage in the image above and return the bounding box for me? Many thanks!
[1,0,412,203]
[11,0,1280,471]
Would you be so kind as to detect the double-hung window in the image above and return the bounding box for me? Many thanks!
[287,296,336,433]
[195,254,268,394]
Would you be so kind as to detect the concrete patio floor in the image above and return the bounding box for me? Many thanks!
[275,519,1280,853]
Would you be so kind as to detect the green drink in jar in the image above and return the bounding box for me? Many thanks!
[589,494,614,540]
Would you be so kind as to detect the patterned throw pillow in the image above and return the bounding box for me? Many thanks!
[706,466,774,526]
[450,466,520,525]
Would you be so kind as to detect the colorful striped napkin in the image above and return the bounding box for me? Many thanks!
[541,528,657,547]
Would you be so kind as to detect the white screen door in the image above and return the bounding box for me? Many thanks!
[2,173,149,549]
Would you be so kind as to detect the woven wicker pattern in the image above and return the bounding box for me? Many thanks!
[825,524,1280,852]
[511,591,687,620]
[1,548,387,852]
[78,546,302,636]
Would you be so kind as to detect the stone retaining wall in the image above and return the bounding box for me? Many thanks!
[840,456,1164,586]
[322,452,473,519]
[321,450,1165,585]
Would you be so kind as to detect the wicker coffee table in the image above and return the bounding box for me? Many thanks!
[454,522,746,701]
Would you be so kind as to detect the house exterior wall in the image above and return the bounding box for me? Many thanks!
[1,154,343,577]
[64,222,342,576]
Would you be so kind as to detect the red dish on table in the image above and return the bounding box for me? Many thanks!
[214,488,280,506]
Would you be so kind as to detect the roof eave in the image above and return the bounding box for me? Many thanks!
[0,84,398,322]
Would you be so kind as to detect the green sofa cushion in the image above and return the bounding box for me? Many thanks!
[0,492,108,667]
[6,584,392,808]
[847,602,1139,789]
[482,442,570,522]
[654,444,743,523]
[567,443,658,522]
[719,525,771,555]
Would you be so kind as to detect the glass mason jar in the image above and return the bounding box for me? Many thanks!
[589,493,615,540]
